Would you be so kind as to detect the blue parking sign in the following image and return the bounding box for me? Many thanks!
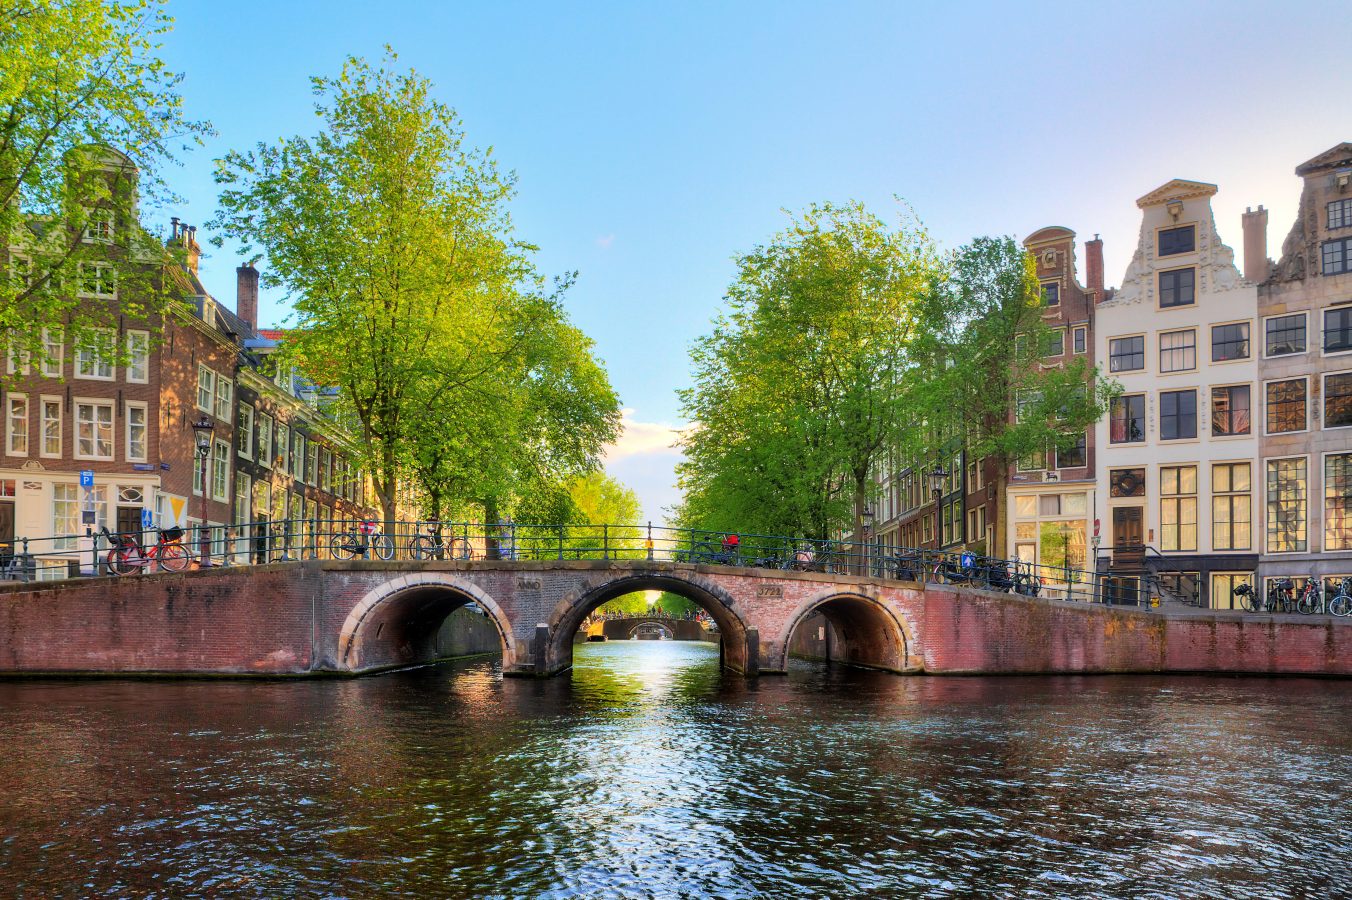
[79,470,94,488]
[141,508,154,529]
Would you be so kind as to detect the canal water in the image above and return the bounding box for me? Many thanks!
[1,642,1349,899]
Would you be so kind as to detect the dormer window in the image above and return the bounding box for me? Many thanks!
[1330,198,1352,231]
[1158,225,1195,256]
[1159,267,1195,308]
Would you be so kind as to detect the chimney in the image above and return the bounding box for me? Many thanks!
[236,263,259,331]
[1242,205,1269,283]
[1085,234,1105,301]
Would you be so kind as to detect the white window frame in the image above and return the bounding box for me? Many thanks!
[1323,304,1352,358]
[83,208,114,244]
[1324,370,1352,430]
[214,376,233,421]
[126,330,149,383]
[1072,325,1087,355]
[237,404,255,460]
[1325,450,1352,552]
[7,340,30,376]
[193,450,206,498]
[73,398,115,461]
[125,401,148,462]
[276,422,290,473]
[75,327,115,381]
[1262,375,1310,436]
[76,262,116,298]
[1262,311,1308,359]
[6,393,28,456]
[307,441,318,486]
[196,365,216,413]
[212,438,230,502]
[1264,454,1310,555]
[257,413,273,468]
[40,395,62,459]
[41,328,63,378]
[234,472,251,525]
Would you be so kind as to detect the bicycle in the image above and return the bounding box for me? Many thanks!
[409,524,473,561]
[1232,582,1259,612]
[1267,577,1296,613]
[1329,578,1352,618]
[331,520,394,561]
[1295,575,1326,615]
[102,526,190,575]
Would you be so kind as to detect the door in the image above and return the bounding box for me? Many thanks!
[0,500,13,554]
[1112,506,1143,547]
[116,506,142,538]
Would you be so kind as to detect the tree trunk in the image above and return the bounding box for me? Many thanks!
[483,495,500,560]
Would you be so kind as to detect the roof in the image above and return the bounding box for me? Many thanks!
[1023,226,1075,247]
[1135,179,1218,209]
[257,328,287,341]
[1295,142,1352,177]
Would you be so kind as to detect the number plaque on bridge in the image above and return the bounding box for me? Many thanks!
[755,586,783,598]
[516,577,541,591]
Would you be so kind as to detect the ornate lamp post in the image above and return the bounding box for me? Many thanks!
[860,503,874,575]
[928,463,949,551]
[191,416,214,566]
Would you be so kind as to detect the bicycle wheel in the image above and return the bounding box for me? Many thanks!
[1239,592,1257,612]
[1297,593,1316,615]
[1330,594,1352,617]
[107,548,136,576]
[448,538,473,560]
[330,532,358,561]
[157,543,190,573]
[410,535,436,560]
[372,534,394,561]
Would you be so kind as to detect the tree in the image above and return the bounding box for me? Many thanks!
[1,0,209,372]
[677,202,939,543]
[212,53,561,528]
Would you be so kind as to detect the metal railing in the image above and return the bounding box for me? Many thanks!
[0,518,1260,612]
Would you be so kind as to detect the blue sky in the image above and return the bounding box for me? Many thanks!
[156,0,1352,523]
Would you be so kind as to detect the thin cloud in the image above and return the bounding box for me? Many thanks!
[596,233,615,249]
[604,408,685,464]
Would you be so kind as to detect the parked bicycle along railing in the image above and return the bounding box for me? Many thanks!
[1,518,1348,616]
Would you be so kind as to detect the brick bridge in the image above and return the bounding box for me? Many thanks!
[1,559,1350,678]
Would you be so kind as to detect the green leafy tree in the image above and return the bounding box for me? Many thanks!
[212,52,545,528]
[677,202,939,543]
[1,0,209,373]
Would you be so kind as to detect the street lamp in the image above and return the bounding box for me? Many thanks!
[860,503,874,574]
[928,463,949,550]
[191,416,214,566]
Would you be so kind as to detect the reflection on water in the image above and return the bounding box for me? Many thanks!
[1,642,1350,898]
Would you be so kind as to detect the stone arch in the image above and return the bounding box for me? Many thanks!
[627,621,675,640]
[774,589,918,674]
[338,573,515,674]
[543,571,750,676]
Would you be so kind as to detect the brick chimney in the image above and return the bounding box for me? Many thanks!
[1085,234,1105,301]
[236,263,259,331]
[167,218,201,275]
[1242,206,1269,283]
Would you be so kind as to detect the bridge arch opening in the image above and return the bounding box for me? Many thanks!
[546,573,749,676]
[338,574,514,674]
[779,592,913,674]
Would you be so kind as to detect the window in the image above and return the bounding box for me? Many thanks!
[1264,314,1306,357]
[1160,389,1197,440]
[320,448,332,493]
[1265,379,1307,434]
[1213,462,1252,551]
[257,414,273,468]
[1110,394,1146,443]
[276,422,289,473]
[1111,468,1146,498]
[1042,328,1065,358]
[1159,268,1195,308]
[53,484,80,550]
[212,439,229,501]
[1017,445,1048,472]
[1211,573,1254,611]
[237,405,254,459]
[41,397,61,458]
[1158,225,1195,256]
[307,441,318,486]
[1159,329,1196,372]
[196,366,216,412]
[1211,385,1251,436]
[74,400,113,460]
[84,208,114,243]
[252,479,270,521]
[1211,323,1249,362]
[235,473,251,526]
[6,394,27,455]
[1072,326,1087,354]
[75,328,114,380]
[1326,373,1352,428]
[1325,306,1352,354]
[1325,453,1352,551]
[125,403,147,462]
[1056,433,1086,469]
[124,330,149,383]
[1109,336,1145,372]
[1041,282,1060,307]
[1266,457,1307,553]
[41,328,62,377]
[215,376,233,420]
[1323,237,1352,275]
[291,431,305,480]
[1330,198,1352,230]
[1160,466,1198,551]
[6,338,30,376]
[193,451,206,498]
[77,262,116,297]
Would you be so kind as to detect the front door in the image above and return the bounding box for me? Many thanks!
[1113,506,1143,547]
[0,500,13,553]
[116,506,142,538]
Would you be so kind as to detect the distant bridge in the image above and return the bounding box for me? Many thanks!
[585,616,710,642]
[1,558,1349,678]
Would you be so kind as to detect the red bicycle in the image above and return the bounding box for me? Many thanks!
[102,526,190,575]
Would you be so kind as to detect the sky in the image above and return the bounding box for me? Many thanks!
[153,0,1352,524]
